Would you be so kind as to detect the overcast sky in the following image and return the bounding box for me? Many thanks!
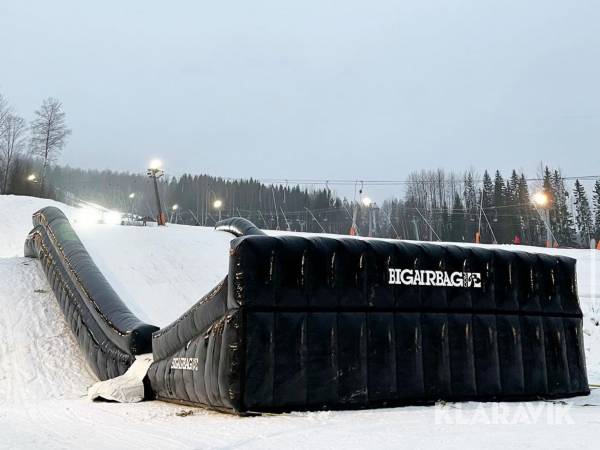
[1,0,598,199]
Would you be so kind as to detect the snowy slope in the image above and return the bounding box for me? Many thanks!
[0,195,77,258]
[0,195,232,327]
[75,224,231,326]
[1,194,600,450]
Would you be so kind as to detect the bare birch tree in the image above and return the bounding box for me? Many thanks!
[0,93,12,190]
[0,94,9,130]
[30,97,71,191]
[0,94,10,145]
[1,114,27,193]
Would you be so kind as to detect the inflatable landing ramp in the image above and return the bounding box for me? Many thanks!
[26,210,589,415]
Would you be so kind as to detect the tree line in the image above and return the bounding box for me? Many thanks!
[396,168,599,248]
[5,154,598,248]
[2,91,599,249]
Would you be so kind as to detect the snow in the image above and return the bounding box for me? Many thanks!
[1,194,600,450]
[74,224,231,326]
[0,194,232,327]
[0,195,77,258]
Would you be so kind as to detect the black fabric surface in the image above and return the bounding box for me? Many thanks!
[149,226,589,414]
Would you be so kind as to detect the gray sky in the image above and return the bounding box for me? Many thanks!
[1,0,599,200]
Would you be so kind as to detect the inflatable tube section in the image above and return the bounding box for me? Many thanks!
[25,207,159,380]
[215,217,266,237]
[149,229,589,414]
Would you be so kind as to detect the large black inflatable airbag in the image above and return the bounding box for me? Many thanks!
[148,228,589,414]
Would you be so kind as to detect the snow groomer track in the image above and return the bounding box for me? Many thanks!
[26,208,590,414]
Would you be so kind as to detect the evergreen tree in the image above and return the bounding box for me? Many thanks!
[492,171,507,242]
[493,171,505,206]
[573,179,593,246]
[516,174,538,244]
[482,170,493,208]
[593,180,600,241]
[477,170,494,243]
[463,172,477,242]
[551,170,576,246]
[506,170,522,242]
[540,167,556,241]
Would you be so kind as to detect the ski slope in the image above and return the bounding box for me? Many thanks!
[0,195,232,327]
[1,194,600,450]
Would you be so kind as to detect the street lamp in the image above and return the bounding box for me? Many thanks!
[532,191,553,247]
[27,174,37,183]
[171,204,179,224]
[149,159,162,171]
[532,192,549,208]
[360,195,375,236]
[147,159,165,225]
[129,193,135,199]
[213,199,223,221]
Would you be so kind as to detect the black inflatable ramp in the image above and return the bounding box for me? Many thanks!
[215,217,266,237]
[148,220,589,414]
[25,207,158,380]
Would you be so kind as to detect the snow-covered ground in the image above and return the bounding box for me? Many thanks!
[1,194,600,450]
[0,195,232,327]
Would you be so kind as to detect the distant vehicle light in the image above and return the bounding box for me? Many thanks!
[104,211,123,225]
[74,206,102,226]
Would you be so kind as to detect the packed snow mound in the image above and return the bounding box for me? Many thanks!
[0,257,96,402]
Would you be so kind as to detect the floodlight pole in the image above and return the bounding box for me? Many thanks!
[147,167,165,226]
[152,174,164,225]
[368,204,373,237]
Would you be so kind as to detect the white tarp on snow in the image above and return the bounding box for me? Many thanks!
[88,355,153,403]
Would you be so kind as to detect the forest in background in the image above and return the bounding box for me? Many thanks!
[2,91,599,248]
[3,154,599,249]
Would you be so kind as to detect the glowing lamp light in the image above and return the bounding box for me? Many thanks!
[361,196,372,207]
[172,204,179,211]
[27,174,37,182]
[149,159,162,171]
[213,199,223,209]
[532,192,549,207]
[129,193,135,199]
